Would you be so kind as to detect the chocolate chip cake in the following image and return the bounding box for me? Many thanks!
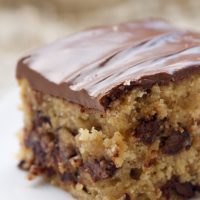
[16,19,200,200]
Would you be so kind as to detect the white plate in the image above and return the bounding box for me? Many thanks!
[0,89,74,200]
[0,89,198,200]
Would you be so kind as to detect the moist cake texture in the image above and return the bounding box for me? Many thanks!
[16,19,200,200]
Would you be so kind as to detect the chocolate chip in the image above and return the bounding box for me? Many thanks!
[123,193,131,200]
[33,111,51,128]
[18,160,25,168]
[47,167,56,177]
[130,168,142,180]
[95,125,102,131]
[194,184,200,192]
[26,132,46,163]
[66,145,79,159]
[175,182,195,198]
[161,176,179,198]
[85,157,117,182]
[69,128,79,136]
[134,116,161,144]
[160,130,191,155]
[61,171,78,183]
[100,96,111,109]
[83,186,89,193]
[161,176,197,199]
[18,160,30,171]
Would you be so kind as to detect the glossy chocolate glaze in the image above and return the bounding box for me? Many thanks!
[16,19,200,111]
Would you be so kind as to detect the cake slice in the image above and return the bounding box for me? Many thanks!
[16,19,200,200]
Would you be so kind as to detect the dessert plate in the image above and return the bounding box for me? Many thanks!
[0,89,74,200]
[0,89,198,200]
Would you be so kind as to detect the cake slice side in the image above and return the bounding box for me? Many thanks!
[18,72,200,200]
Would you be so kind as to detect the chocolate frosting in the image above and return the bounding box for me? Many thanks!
[16,19,200,111]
